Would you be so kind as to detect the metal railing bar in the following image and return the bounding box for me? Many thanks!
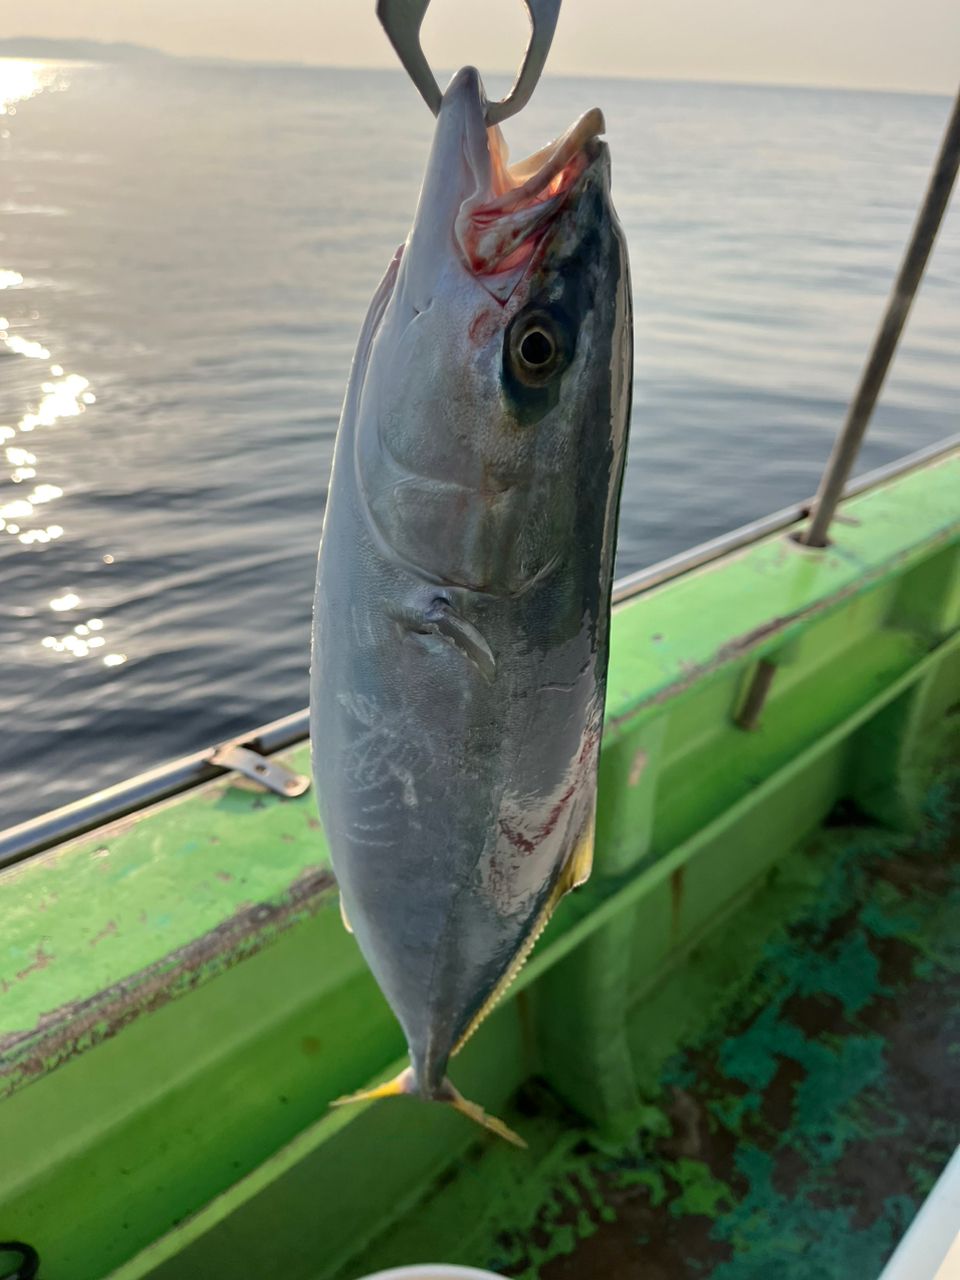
[0,710,310,872]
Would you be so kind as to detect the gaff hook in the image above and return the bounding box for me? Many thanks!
[376,0,562,125]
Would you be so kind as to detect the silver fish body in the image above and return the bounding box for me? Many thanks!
[311,66,632,1137]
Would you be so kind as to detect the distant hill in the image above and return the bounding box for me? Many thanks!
[0,37,173,63]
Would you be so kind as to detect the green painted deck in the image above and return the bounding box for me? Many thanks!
[0,449,958,1279]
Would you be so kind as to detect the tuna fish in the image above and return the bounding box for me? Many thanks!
[311,65,632,1144]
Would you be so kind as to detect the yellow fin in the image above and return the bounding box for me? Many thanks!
[331,1067,414,1108]
[339,894,353,934]
[329,1068,525,1148]
[446,1082,527,1148]
[559,810,595,894]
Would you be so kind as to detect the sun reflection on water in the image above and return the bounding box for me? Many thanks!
[0,59,71,115]
[1,59,125,671]
[0,335,117,663]
[41,613,124,666]
[3,334,51,359]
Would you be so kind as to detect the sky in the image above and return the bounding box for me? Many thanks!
[4,0,960,95]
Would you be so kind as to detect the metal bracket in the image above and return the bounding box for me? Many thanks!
[209,744,310,798]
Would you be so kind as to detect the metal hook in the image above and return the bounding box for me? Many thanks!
[376,0,562,125]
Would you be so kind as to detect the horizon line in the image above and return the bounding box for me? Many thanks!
[0,36,954,101]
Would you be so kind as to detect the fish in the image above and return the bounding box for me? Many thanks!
[310,64,632,1145]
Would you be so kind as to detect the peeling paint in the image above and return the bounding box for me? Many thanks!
[628,749,648,786]
[0,865,335,1097]
[14,947,53,983]
[89,921,118,949]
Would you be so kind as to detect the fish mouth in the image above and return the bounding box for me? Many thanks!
[401,66,606,308]
[456,105,606,288]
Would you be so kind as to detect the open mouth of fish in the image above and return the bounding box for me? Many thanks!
[445,67,607,298]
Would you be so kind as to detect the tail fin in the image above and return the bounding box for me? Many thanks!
[331,1066,417,1108]
[443,1079,527,1148]
[331,1068,526,1149]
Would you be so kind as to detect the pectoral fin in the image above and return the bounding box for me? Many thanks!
[430,607,496,682]
[388,599,496,682]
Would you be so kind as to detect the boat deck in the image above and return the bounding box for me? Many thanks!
[346,775,960,1280]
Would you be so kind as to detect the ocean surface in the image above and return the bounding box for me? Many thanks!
[1,57,958,829]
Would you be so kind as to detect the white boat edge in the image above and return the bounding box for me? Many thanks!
[878,1146,960,1280]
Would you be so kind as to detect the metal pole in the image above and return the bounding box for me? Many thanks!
[802,84,960,548]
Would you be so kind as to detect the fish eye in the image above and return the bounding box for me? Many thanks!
[508,312,565,386]
[519,328,555,368]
